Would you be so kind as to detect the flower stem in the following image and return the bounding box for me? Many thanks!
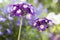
[39,33,42,40]
[18,18,22,40]
[38,31,42,40]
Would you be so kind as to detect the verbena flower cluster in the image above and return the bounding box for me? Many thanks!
[33,18,53,31]
[10,3,34,17]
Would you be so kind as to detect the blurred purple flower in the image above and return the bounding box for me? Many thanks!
[37,24,47,31]
[38,3,43,9]
[0,31,3,36]
[10,3,35,17]
[34,7,41,18]
[6,29,12,35]
[38,3,48,13]
[1,5,10,14]
[35,3,48,18]
[0,16,6,22]
[33,18,53,31]
[43,8,48,13]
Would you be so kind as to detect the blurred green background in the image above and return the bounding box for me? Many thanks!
[0,0,60,40]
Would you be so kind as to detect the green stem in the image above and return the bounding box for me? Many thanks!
[40,33,42,40]
[38,31,42,40]
[18,18,22,40]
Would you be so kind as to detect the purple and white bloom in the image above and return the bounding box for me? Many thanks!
[37,24,47,31]
[10,3,35,17]
[0,31,3,35]
[0,16,6,22]
[6,29,12,35]
[33,18,53,31]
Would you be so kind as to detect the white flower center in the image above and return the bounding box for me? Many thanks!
[31,9,33,13]
[40,25,44,29]
[17,9,21,14]
[0,18,3,20]
[13,6,16,10]
[23,5,28,8]
[39,19,42,21]
[26,14,31,19]
[33,23,36,26]
[45,20,48,22]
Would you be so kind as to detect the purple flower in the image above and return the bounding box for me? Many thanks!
[38,3,43,9]
[6,29,12,35]
[10,3,35,17]
[1,5,10,14]
[43,8,48,13]
[33,18,53,31]
[0,15,6,22]
[35,3,48,18]
[0,31,3,36]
